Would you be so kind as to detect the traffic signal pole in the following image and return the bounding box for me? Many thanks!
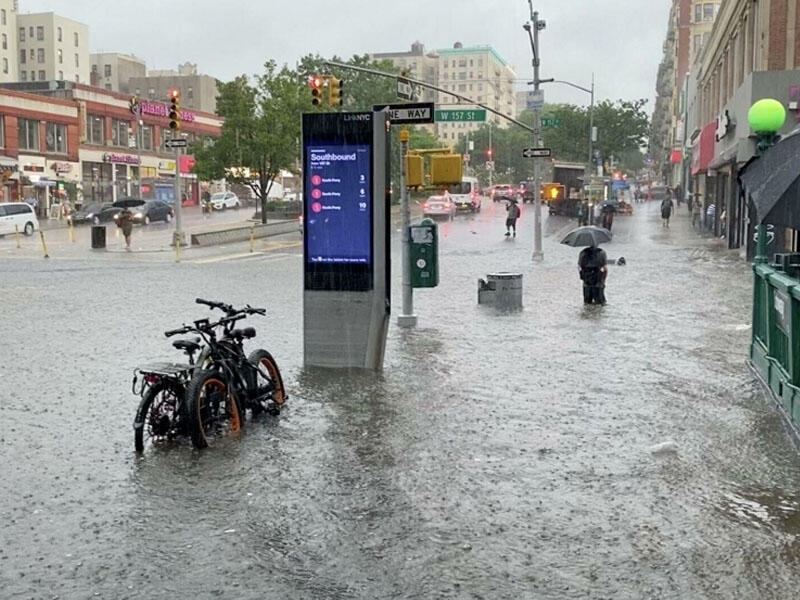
[525,2,545,262]
[397,127,416,327]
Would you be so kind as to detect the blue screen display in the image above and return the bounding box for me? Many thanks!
[305,143,372,264]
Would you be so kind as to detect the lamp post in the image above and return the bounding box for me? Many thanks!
[524,3,546,261]
[747,98,786,263]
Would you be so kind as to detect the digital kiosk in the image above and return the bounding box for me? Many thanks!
[302,111,390,369]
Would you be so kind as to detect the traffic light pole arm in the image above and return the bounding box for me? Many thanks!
[323,60,535,134]
[538,76,595,166]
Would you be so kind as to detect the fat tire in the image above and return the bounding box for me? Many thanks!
[186,370,241,449]
[24,221,34,235]
[134,381,181,453]
[247,349,286,415]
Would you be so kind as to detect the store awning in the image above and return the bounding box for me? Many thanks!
[738,129,800,227]
[670,149,683,163]
[691,121,716,175]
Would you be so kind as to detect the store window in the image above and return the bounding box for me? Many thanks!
[45,122,67,154]
[86,114,104,145]
[18,118,39,151]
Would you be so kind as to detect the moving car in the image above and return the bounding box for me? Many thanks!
[113,197,147,210]
[421,194,456,219]
[210,191,240,210]
[449,176,482,213]
[491,184,517,202]
[0,202,39,236]
[69,202,123,225]
[129,200,174,224]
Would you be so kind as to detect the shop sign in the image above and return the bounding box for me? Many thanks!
[103,153,140,165]
[51,162,72,173]
[157,160,176,172]
[139,100,195,123]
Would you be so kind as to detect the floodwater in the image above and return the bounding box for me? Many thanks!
[2,201,800,599]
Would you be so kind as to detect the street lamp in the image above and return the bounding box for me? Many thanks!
[541,75,595,167]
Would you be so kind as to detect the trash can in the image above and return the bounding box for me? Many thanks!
[91,225,106,249]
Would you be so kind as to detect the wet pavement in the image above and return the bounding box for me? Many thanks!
[3,200,800,599]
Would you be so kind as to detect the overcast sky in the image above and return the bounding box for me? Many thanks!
[22,0,671,113]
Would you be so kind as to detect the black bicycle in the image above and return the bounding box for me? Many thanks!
[184,307,286,449]
[132,331,204,453]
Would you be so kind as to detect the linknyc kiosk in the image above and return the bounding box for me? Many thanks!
[302,111,390,369]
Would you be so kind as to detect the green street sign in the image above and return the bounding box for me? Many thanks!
[434,109,487,122]
[541,118,561,127]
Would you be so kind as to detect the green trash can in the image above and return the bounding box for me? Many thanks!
[91,225,106,249]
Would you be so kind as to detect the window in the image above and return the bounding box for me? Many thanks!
[45,122,67,154]
[91,64,97,73]
[703,2,715,21]
[58,49,62,64]
[110,118,129,147]
[36,26,43,41]
[2,58,7,74]
[20,70,26,81]
[18,27,24,42]
[19,50,24,64]
[86,114,104,145]
[28,26,33,37]
[104,64,111,77]
[104,83,112,91]
[140,124,153,151]
[187,87,194,101]
[38,70,45,81]
[1,9,6,25]
[57,27,62,42]
[58,70,63,80]
[37,48,44,63]
[29,49,33,59]
[74,53,79,68]
[18,118,39,151]
[74,32,79,46]
[2,34,6,50]
[0,117,5,148]
[30,70,34,81]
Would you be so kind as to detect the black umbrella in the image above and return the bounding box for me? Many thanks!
[560,225,613,248]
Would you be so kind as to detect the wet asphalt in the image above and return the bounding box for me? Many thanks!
[2,200,800,599]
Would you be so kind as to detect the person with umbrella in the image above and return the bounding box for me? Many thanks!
[560,225,614,305]
[504,196,520,237]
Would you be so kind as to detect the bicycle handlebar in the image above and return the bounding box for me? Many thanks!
[164,326,192,337]
[196,297,235,314]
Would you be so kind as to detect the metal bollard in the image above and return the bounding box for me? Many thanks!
[14,224,20,248]
[249,224,255,253]
[39,229,50,259]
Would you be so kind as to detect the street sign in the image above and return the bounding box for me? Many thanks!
[522,147,551,158]
[373,102,435,124]
[434,109,487,122]
[526,89,544,110]
[485,160,494,171]
[541,118,561,127]
[397,76,413,101]
[165,138,187,148]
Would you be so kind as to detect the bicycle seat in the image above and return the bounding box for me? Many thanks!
[173,339,201,354]
[230,327,256,340]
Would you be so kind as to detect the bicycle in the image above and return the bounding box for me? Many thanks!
[132,298,261,453]
[184,308,286,449]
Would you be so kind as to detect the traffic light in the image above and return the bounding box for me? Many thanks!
[328,76,343,107]
[310,75,324,106]
[486,148,493,159]
[541,183,565,202]
[168,89,181,131]
[129,95,139,115]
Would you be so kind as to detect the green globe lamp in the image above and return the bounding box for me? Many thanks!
[748,98,786,153]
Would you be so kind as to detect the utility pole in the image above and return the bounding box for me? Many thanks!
[397,127,417,327]
[525,1,546,261]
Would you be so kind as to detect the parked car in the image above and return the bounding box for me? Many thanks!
[129,200,174,225]
[491,184,517,202]
[421,194,456,219]
[210,191,240,210]
[0,201,39,236]
[69,202,123,225]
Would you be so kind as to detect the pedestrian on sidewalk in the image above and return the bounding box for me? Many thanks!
[705,202,716,233]
[505,198,520,237]
[117,207,133,250]
[660,194,674,227]
[692,194,703,229]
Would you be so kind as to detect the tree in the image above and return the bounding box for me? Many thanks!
[192,60,306,223]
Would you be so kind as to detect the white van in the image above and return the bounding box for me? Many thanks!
[0,202,39,236]
[448,176,482,213]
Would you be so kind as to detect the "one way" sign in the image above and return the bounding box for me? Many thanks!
[373,102,435,124]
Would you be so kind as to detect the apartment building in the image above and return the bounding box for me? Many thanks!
[129,63,218,114]
[17,11,89,84]
[90,52,146,94]
[0,0,18,83]
[370,42,517,144]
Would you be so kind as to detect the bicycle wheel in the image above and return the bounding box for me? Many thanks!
[247,349,286,414]
[134,381,182,453]
[186,370,242,449]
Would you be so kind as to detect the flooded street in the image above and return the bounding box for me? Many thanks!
[3,202,800,599]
